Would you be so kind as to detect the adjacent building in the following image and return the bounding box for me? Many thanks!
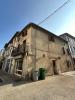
[60,33,75,66]
[2,23,74,79]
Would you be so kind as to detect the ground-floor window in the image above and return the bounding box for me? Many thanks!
[73,59,75,64]
[15,58,23,75]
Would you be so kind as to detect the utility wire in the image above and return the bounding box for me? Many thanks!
[38,0,71,25]
[34,0,71,70]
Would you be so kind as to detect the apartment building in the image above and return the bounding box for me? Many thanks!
[2,23,74,79]
[60,33,75,66]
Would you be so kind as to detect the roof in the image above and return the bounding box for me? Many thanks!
[20,23,67,43]
[5,23,67,47]
[60,33,75,40]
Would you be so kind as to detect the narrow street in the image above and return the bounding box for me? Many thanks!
[0,71,75,100]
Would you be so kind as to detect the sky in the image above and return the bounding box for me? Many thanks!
[0,0,75,49]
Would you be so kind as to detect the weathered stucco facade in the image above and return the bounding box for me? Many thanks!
[23,25,74,79]
[2,23,74,79]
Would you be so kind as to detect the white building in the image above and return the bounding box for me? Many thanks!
[60,33,75,65]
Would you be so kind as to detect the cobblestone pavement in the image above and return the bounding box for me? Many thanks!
[0,71,75,100]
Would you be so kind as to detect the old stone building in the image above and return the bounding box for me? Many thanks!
[2,23,74,79]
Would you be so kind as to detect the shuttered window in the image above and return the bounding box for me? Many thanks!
[22,30,27,37]
[48,36,54,42]
[62,47,65,54]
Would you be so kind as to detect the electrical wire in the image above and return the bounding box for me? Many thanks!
[38,0,71,25]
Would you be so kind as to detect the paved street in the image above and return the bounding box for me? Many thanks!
[0,72,75,100]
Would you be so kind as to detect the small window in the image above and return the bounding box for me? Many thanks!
[23,40,26,51]
[42,54,45,58]
[22,30,27,37]
[62,47,65,54]
[48,36,54,42]
[23,40,26,45]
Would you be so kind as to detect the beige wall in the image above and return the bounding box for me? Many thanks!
[3,26,74,79]
[23,26,74,77]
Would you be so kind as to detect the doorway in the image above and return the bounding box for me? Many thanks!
[52,60,58,75]
[5,59,10,73]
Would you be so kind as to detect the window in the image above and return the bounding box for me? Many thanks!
[42,54,45,58]
[48,35,54,42]
[22,30,27,37]
[15,59,23,75]
[23,40,26,45]
[23,40,26,51]
[62,47,65,54]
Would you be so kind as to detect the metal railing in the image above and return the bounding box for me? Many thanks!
[11,44,28,56]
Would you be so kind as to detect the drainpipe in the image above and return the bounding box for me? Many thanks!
[34,29,37,71]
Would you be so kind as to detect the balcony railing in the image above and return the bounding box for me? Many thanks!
[11,44,28,56]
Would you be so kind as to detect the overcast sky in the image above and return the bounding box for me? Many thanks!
[0,0,75,49]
